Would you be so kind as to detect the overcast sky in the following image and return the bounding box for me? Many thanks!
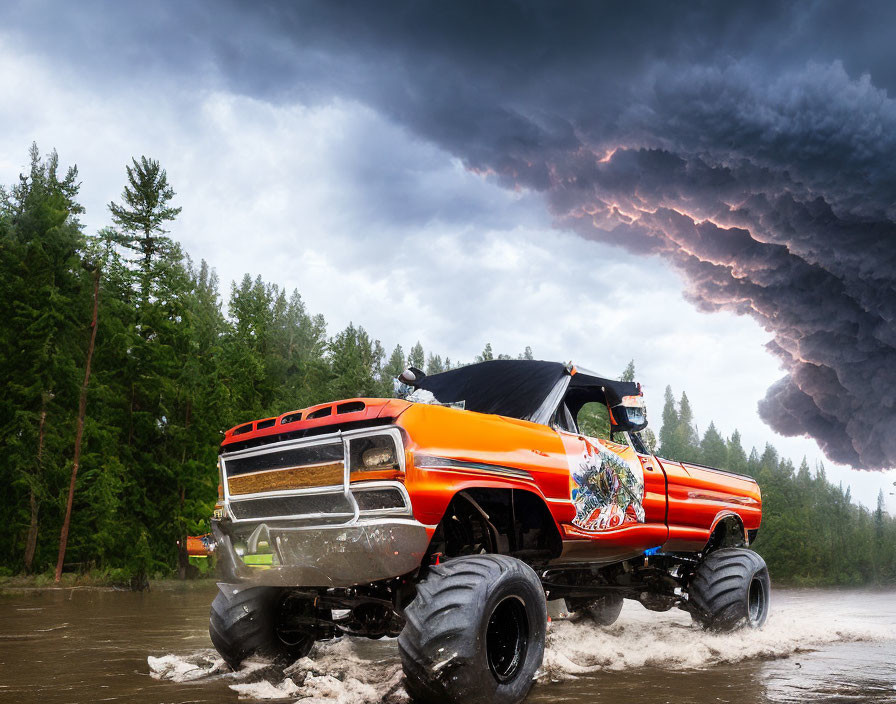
[1,1,894,510]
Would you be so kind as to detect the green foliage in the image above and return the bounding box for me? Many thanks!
[726,430,748,475]
[0,144,88,573]
[699,422,727,468]
[577,402,610,439]
[328,323,385,399]
[408,341,425,369]
[674,392,700,463]
[384,344,405,378]
[658,386,679,458]
[425,354,445,375]
[383,344,406,395]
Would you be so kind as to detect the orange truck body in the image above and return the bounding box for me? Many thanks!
[208,370,761,582]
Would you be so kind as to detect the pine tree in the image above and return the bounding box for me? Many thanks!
[425,354,445,375]
[638,428,658,452]
[100,157,192,580]
[658,386,679,458]
[55,260,101,582]
[699,422,728,468]
[408,341,425,369]
[747,447,762,477]
[477,343,494,362]
[675,392,700,461]
[874,489,886,582]
[108,156,182,308]
[328,324,383,399]
[0,144,86,573]
[796,457,811,484]
[383,344,406,395]
[760,443,779,473]
[726,430,748,474]
[224,274,275,419]
[167,260,229,577]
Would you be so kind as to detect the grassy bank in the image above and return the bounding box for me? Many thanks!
[0,570,217,595]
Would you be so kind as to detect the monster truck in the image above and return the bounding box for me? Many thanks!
[199,360,769,704]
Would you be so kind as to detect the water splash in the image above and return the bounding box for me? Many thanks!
[233,639,406,703]
[148,639,406,702]
[147,595,889,701]
[147,651,278,683]
[539,599,887,682]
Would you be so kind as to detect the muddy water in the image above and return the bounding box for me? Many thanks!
[0,585,893,703]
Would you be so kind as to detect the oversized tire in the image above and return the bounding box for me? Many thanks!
[566,593,624,626]
[209,584,315,668]
[399,555,547,704]
[688,548,770,631]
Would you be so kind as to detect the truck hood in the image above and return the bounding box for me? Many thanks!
[220,397,413,451]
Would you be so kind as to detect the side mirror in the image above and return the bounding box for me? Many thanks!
[609,395,648,433]
[398,366,426,387]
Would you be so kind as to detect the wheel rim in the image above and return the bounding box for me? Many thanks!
[747,577,765,624]
[485,596,529,683]
[275,593,314,647]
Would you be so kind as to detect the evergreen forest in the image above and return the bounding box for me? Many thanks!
[1,146,893,586]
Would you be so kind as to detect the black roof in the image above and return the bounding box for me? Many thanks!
[412,359,640,423]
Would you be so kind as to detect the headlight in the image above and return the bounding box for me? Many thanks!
[362,446,395,468]
[348,434,402,480]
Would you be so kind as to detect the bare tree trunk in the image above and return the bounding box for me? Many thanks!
[24,491,39,573]
[25,391,50,573]
[177,401,192,580]
[177,483,188,580]
[55,267,100,583]
[128,383,135,446]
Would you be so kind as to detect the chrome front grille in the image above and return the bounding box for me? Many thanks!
[351,486,406,511]
[225,441,344,496]
[220,428,407,523]
[228,493,354,521]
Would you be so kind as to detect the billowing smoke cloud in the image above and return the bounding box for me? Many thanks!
[537,59,896,468]
[5,1,894,468]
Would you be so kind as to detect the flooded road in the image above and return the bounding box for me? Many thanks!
[0,584,893,703]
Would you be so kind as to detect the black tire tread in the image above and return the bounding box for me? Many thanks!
[398,554,546,704]
[209,586,275,667]
[689,548,770,631]
[208,584,314,668]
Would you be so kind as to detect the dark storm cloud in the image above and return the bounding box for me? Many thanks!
[4,0,895,468]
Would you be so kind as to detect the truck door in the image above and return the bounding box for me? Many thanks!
[556,430,668,553]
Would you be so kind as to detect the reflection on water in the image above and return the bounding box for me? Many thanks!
[757,591,896,704]
[0,585,893,703]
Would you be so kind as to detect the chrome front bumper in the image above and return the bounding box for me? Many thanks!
[212,517,430,587]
